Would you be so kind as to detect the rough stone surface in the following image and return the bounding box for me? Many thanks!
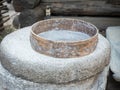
[106,26,120,82]
[19,7,44,28]
[0,26,110,84]
[13,0,41,12]
[0,61,109,90]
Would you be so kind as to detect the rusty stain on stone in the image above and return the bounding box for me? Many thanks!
[30,18,98,58]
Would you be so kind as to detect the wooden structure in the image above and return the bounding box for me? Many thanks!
[0,0,9,31]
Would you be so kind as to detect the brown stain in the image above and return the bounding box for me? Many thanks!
[30,18,98,58]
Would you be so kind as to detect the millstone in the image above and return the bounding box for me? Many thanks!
[30,19,98,58]
[0,62,109,90]
[0,26,111,90]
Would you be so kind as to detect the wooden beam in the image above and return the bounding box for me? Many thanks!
[40,1,120,16]
[107,0,120,5]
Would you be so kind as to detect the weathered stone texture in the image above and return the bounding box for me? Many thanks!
[0,26,111,89]
[30,19,98,58]
[13,0,41,12]
[19,7,44,28]
[0,62,109,90]
[0,26,110,83]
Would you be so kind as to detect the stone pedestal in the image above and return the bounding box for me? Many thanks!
[0,26,110,90]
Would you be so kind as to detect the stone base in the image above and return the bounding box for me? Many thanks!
[0,62,109,90]
[0,26,110,90]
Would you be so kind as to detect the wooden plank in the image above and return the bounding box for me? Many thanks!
[40,1,120,16]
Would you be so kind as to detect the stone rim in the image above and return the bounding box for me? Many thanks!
[30,18,99,58]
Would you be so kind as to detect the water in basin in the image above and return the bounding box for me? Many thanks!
[38,29,90,42]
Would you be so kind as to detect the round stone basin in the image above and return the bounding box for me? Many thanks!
[30,18,98,58]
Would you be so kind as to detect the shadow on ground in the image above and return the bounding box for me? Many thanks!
[106,70,120,90]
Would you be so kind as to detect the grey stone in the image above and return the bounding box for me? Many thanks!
[13,0,41,12]
[19,7,44,28]
[106,26,120,81]
[0,61,109,90]
[0,26,111,84]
